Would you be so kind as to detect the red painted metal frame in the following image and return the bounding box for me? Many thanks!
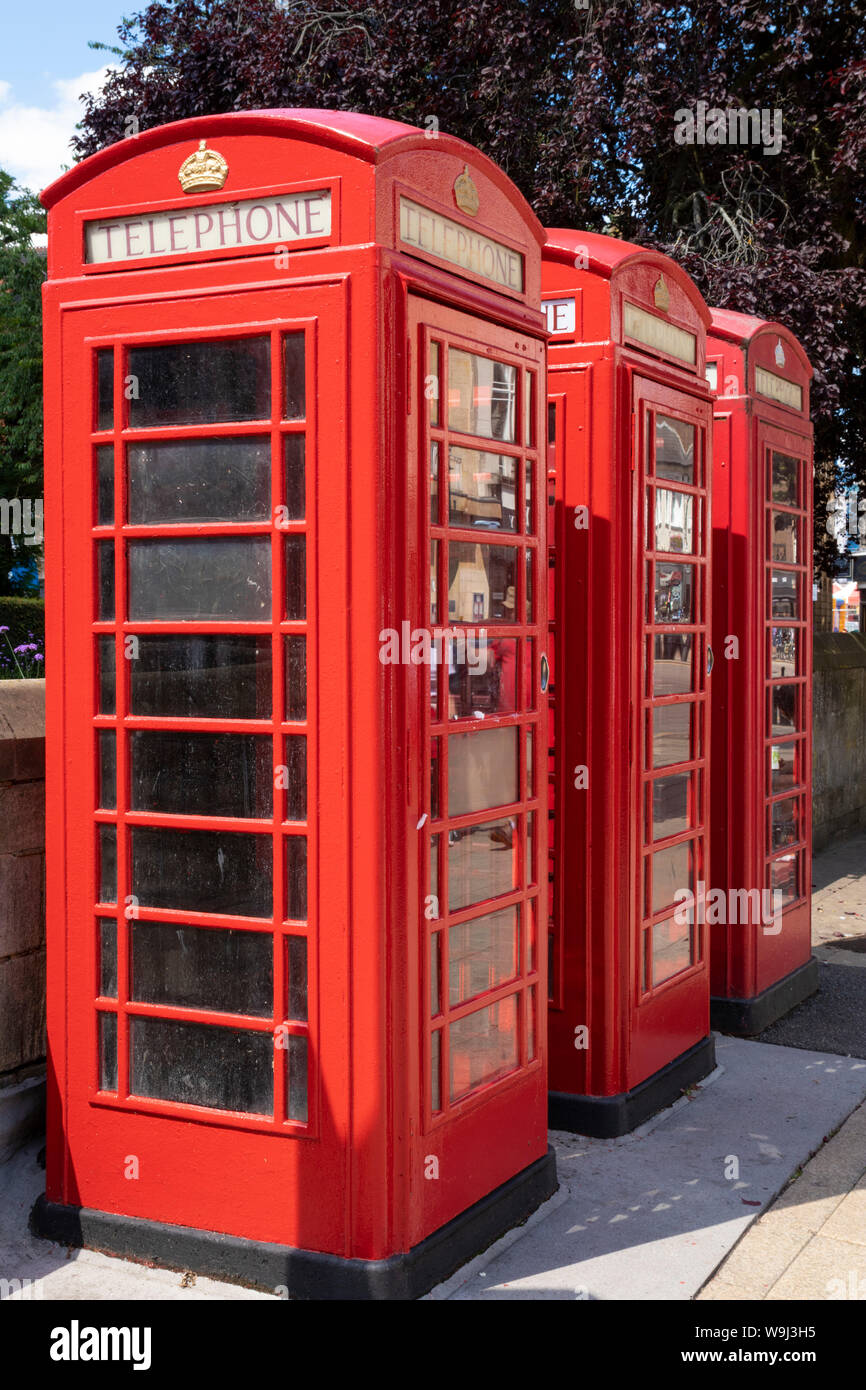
[42,110,548,1265]
[543,230,714,1104]
[707,311,814,1004]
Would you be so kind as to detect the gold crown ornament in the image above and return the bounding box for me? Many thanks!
[178,140,229,194]
[653,275,671,313]
[454,165,480,217]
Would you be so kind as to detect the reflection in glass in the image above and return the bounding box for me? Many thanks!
[131,827,272,917]
[652,917,691,987]
[770,683,798,735]
[430,739,441,819]
[652,703,691,768]
[771,452,799,506]
[131,921,273,1016]
[129,537,271,620]
[448,816,518,911]
[653,562,695,624]
[128,337,270,427]
[130,731,272,818]
[770,627,798,678]
[771,743,797,794]
[655,416,695,483]
[284,435,305,520]
[448,446,517,531]
[526,549,534,622]
[287,936,308,1021]
[98,731,116,810]
[99,825,117,904]
[430,932,441,1015]
[128,438,271,524]
[98,541,114,621]
[653,634,694,694]
[651,773,691,840]
[430,833,440,905]
[447,636,517,719]
[653,489,694,553]
[651,841,692,915]
[285,535,306,621]
[431,1029,441,1111]
[770,852,799,907]
[99,1012,117,1091]
[99,920,117,998]
[448,726,519,816]
[447,350,516,442]
[97,349,114,431]
[430,540,439,624]
[771,511,798,563]
[130,1016,273,1115]
[287,1034,308,1122]
[283,333,305,420]
[285,636,307,721]
[449,905,519,1006]
[449,993,519,1101]
[448,542,518,622]
[526,726,534,796]
[771,797,799,850]
[96,445,114,525]
[286,836,307,920]
[428,342,440,426]
[771,569,799,618]
[524,372,535,447]
[284,736,307,821]
[98,635,116,715]
[430,442,439,521]
[130,636,271,719]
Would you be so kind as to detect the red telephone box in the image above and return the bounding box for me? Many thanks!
[707,310,816,1033]
[543,230,716,1136]
[35,109,555,1298]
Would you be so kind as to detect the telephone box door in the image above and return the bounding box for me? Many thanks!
[405,296,548,1243]
[630,376,712,1085]
[54,282,352,1251]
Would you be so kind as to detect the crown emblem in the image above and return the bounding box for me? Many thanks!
[775,338,786,367]
[178,139,229,194]
[454,165,479,217]
[653,275,670,312]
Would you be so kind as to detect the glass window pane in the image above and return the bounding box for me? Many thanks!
[770,626,799,678]
[428,342,440,427]
[286,836,307,920]
[771,452,799,506]
[99,825,117,904]
[96,445,114,525]
[128,537,271,621]
[771,569,799,619]
[525,550,534,623]
[98,731,116,810]
[448,726,519,816]
[651,773,691,840]
[771,743,798,794]
[448,542,518,622]
[525,458,533,534]
[287,1033,308,1122]
[128,338,271,427]
[99,1011,117,1091]
[771,851,800,907]
[449,905,519,1006]
[430,441,440,522]
[448,350,516,442]
[447,636,517,719]
[128,438,270,524]
[131,827,272,917]
[99,920,117,998]
[526,726,534,797]
[96,349,113,431]
[528,984,537,1061]
[431,1029,442,1111]
[98,541,114,621]
[524,372,535,447]
[771,797,800,851]
[130,731,272,818]
[430,739,441,818]
[770,683,799,736]
[287,937,308,1022]
[653,634,694,694]
[130,635,271,719]
[651,841,693,916]
[448,816,518,911]
[770,511,799,563]
[285,535,306,621]
[131,922,273,1016]
[655,416,695,483]
[98,635,116,715]
[652,917,692,987]
[430,931,441,1015]
[653,489,694,553]
[430,539,439,625]
[284,434,305,521]
[283,333,305,420]
[652,562,695,624]
[652,703,692,768]
[284,736,307,821]
[449,993,519,1101]
[448,446,517,531]
[285,636,307,722]
[430,832,440,905]
[130,1016,273,1115]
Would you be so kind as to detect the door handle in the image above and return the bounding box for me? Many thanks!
[706,644,714,676]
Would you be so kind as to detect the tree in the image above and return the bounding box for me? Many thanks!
[0,171,46,593]
[76,0,866,572]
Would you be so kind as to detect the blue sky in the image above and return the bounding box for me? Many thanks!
[1,1,131,190]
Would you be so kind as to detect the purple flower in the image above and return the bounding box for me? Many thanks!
[33,654,43,662]
[0,626,8,634]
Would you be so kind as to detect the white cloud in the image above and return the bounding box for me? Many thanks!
[0,67,116,193]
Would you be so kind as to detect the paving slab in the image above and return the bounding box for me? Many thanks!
[433,1035,866,1301]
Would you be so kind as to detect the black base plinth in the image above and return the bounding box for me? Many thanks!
[31,1145,557,1300]
[548,1034,716,1138]
[710,956,820,1037]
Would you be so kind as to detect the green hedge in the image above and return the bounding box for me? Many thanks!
[0,596,44,650]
